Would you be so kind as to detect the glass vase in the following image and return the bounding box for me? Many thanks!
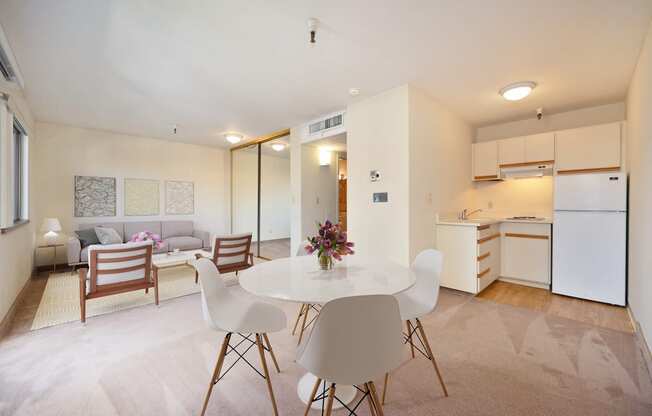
[318,253,333,270]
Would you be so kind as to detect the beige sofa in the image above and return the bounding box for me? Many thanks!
[67,220,210,266]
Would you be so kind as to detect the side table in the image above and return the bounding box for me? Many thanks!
[37,243,65,274]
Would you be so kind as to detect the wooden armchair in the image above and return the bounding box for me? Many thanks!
[195,233,254,283]
[79,241,157,323]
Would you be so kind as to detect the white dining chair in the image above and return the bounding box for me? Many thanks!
[297,295,403,416]
[194,258,287,416]
[381,249,448,404]
[291,242,321,346]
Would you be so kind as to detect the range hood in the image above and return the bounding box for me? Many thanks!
[500,163,553,179]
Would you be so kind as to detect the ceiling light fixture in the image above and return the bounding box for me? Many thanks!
[349,88,360,96]
[500,81,536,101]
[271,143,285,152]
[307,18,318,44]
[224,133,243,144]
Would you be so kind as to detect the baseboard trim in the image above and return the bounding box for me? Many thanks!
[0,277,32,341]
[497,277,550,290]
[628,307,652,381]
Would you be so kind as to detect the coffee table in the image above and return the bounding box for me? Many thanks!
[152,248,211,270]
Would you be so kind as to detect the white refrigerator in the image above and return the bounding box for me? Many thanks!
[552,172,627,306]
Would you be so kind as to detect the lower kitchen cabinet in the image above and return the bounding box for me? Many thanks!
[500,223,551,286]
[436,221,551,295]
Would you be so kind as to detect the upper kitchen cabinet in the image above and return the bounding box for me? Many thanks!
[498,137,525,166]
[498,133,555,167]
[472,141,499,180]
[525,132,555,162]
[555,122,621,174]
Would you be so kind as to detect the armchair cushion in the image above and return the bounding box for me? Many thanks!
[165,236,203,251]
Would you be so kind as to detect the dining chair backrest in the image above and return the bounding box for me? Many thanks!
[212,233,252,267]
[87,241,153,293]
[194,257,238,331]
[297,295,403,386]
[410,249,444,314]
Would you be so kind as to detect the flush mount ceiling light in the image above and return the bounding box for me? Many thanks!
[271,143,285,152]
[349,88,360,96]
[500,81,536,101]
[224,133,243,144]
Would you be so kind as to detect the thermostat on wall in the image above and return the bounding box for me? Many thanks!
[370,170,381,182]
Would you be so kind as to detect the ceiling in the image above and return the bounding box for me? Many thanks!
[1,1,651,147]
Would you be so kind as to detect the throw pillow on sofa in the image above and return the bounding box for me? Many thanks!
[75,228,100,248]
[95,227,122,245]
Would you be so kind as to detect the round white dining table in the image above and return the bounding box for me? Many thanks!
[239,254,417,410]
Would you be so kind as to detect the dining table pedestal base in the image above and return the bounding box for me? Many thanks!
[297,372,357,410]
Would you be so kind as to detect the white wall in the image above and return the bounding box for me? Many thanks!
[33,122,231,265]
[347,86,411,265]
[476,102,626,142]
[300,144,339,243]
[626,22,652,348]
[0,78,36,324]
[232,149,290,241]
[408,86,474,260]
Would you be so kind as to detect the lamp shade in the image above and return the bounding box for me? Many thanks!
[40,218,62,233]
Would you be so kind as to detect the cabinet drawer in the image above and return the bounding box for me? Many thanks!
[477,251,492,273]
[477,224,499,240]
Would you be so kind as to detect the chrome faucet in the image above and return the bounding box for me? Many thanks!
[459,208,482,220]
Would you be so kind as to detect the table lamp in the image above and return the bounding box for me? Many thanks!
[41,218,62,245]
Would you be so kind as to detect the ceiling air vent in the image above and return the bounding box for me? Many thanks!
[0,43,17,83]
[309,113,343,134]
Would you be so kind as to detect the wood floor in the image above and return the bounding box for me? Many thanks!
[477,280,634,333]
[257,238,291,260]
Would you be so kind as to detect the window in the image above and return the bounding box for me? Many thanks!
[12,118,27,223]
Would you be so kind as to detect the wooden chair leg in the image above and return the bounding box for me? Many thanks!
[297,304,311,346]
[195,270,198,284]
[368,381,384,416]
[79,270,86,323]
[407,320,416,358]
[200,333,231,416]
[365,383,378,416]
[325,383,336,416]
[292,304,306,335]
[381,372,389,405]
[304,377,322,416]
[256,334,279,416]
[145,287,149,294]
[262,333,281,373]
[416,318,448,397]
[154,269,160,306]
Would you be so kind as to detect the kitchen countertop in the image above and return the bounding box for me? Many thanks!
[436,217,553,227]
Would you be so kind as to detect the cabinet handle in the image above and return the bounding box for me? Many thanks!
[477,225,490,231]
[499,160,554,168]
[504,233,549,240]
[474,175,499,180]
[477,233,500,244]
[477,252,490,261]
[477,268,490,278]
[557,167,619,175]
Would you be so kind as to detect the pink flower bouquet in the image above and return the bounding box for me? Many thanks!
[305,220,354,270]
[130,231,163,249]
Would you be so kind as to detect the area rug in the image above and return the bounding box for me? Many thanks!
[30,266,224,330]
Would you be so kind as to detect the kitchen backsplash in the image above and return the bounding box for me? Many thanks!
[471,176,553,218]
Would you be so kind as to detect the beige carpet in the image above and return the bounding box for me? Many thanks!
[30,266,224,330]
[2,287,651,415]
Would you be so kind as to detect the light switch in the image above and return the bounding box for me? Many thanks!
[373,192,388,203]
